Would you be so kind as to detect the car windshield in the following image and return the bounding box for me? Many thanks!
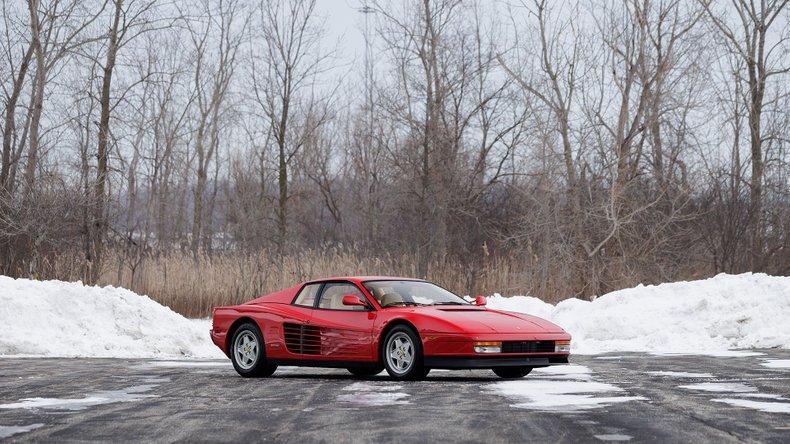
[363,280,470,307]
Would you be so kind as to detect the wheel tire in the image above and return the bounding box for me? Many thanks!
[492,367,532,379]
[382,325,426,380]
[347,366,384,377]
[230,322,277,378]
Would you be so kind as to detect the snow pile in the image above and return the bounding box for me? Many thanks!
[0,276,222,359]
[487,273,790,354]
[1,272,787,359]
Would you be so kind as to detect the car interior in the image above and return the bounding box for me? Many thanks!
[318,284,368,311]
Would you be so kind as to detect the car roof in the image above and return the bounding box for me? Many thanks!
[303,276,425,285]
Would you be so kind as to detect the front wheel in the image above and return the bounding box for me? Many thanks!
[382,325,426,380]
[493,367,532,379]
[230,322,277,378]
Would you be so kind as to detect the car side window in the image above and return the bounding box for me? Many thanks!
[293,283,321,307]
[317,283,367,311]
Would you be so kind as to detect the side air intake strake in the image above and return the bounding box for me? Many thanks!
[283,323,321,355]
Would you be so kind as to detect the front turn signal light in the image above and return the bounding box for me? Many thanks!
[473,341,502,353]
[555,340,571,353]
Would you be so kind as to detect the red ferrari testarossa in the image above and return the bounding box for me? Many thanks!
[211,276,571,380]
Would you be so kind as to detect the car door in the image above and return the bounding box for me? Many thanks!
[280,283,321,356]
[310,282,377,360]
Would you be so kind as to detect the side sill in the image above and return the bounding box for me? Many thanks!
[268,358,379,369]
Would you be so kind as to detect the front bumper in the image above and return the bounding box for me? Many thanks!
[424,355,568,370]
[420,332,571,369]
[424,354,569,369]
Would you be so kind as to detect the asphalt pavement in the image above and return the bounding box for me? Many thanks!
[0,351,788,442]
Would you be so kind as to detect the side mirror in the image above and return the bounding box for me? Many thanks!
[474,295,487,306]
[342,294,368,307]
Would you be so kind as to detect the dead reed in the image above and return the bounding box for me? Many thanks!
[36,248,587,317]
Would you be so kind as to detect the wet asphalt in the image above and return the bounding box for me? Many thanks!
[0,351,788,443]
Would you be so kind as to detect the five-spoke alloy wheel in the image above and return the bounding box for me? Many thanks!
[230,322,277,377]
[382,325,426,380]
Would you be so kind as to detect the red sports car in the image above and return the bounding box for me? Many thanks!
[210,276,571,380]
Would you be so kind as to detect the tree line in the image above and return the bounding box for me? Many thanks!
[0,0,787,302]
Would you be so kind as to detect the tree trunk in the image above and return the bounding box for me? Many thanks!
[1,44,34,194]
[746,65,764,271]
[91,0,123,284]
[24,0,45,190]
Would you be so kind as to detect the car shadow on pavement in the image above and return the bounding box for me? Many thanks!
[271,373,497,382]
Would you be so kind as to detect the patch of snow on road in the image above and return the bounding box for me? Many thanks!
[647,371,714,378]
[141,376,171,383]
[0,424,44,439]
[342,382,403,392]
[534,364,592,375]
[491,366,644,412]
[489,379,645,412]
[650,350,764,358]
[486,273,790,355]
[338,382,410,406]
[533,364,592,379]
[740,393,785,399]
[0,276,223,359]
[595,434,632,441]
[679,382,756,393]
[144,360,228,368]
[712,398,790,414]
[761,359,790,369]
[0,385,157,411]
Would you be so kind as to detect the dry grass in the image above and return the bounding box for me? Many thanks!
[35,248,581,318]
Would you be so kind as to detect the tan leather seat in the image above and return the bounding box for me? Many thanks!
[320,284,365,310]
[379,292,402,306]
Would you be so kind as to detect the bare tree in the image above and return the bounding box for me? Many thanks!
[498,0,581,192]
[24,0,107,190]
[699,0,789,270]
[185,0,248,254]
[0,1,34,196]
[89,0,159,283]
[251,0,334,258]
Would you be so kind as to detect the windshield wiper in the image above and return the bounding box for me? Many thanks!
[382,301,425,308]
[432,301,468,306]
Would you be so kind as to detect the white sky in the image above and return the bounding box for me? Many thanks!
[316,0,368,71]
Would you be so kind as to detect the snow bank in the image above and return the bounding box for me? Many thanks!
[1,272,787,359]
[487,273,790,354]
[0,276,222,359]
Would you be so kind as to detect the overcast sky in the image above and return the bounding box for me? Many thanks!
[316,0,368,70]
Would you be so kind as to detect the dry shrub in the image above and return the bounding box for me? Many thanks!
[37,248,588,317]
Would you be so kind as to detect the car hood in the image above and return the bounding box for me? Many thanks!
[409,306,566,334]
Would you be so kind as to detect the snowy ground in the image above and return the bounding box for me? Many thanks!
[0,352,788,441]
[0,272,788,359]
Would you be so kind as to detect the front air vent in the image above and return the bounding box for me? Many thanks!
[501,340,555,353]
[283,323,321,355]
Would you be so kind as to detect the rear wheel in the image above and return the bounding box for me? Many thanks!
[230,322,277,378]
[347,366,384,377]
[382,325,426,380]
[492,367,532,379]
